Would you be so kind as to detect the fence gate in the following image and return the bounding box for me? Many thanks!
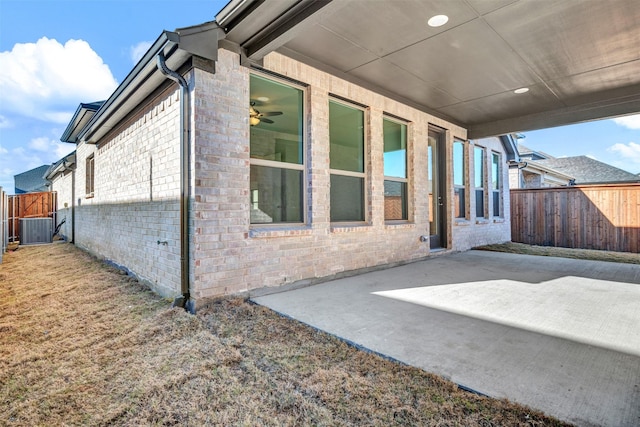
[7,192,57,243]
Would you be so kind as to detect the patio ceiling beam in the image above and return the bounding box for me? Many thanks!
[468,92,640,139]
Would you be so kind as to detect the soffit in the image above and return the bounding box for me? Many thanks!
[221,0,640,139]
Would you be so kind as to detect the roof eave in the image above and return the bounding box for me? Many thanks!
[78,31,179,144]
[60,102,103,143]
[78,23,224,145]
[499,135,519,162]
[44,152,77,180]
[215,0,255,27]
[521,162,575,181]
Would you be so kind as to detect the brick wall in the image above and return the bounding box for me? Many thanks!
[190,49,511,304]
[451,137,512,251]
[509,167,522,189]
[69,48,512,304]
[74,86,183,297]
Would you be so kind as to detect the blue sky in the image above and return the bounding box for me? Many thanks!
[1,0,639,194]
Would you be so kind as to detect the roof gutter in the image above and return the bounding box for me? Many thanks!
[79,31,181,143]
[156,51,194,314]
[215,0,256,27]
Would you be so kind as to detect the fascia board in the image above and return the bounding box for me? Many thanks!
[79,31,179,144]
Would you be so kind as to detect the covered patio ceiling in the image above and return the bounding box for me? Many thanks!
[216,0,640,139]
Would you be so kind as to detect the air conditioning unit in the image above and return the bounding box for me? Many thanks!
[20,218,53,245]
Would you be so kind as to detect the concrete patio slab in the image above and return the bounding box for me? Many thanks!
[252,250,640,427]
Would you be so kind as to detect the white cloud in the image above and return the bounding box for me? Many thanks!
[130,41,152,64]
[29,136,53,152]
[612,114,640,130]
[608,141,640,173]
[0,138,75,192]
[54,142,75,159]
[27,136,75,159]
[0,37,118,124]
[0,115,10,129]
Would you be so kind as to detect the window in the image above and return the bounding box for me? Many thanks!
[249,74,304,224]
[85,154,94,196]
[383,118,408,221]
[474,146,485,218]
[453,140,466,218]
[491,152,501,217]
[329,99,365,222]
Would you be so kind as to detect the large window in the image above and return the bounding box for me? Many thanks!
[491,151,501,217]
[85,154,94,196]
[474,146,485,219]
[453,140,466,218]
[249,74,304,224]
[329,100,365,222]
[383,118,408,221]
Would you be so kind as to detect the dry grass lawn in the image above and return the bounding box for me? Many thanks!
[1,243,571,426]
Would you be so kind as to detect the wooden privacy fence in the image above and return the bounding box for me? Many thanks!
[7,192,57,243]
[1,187,7,261]
[511,184,640,253]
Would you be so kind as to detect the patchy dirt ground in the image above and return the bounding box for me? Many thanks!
[1,243,571,426]
[475,242,639,264]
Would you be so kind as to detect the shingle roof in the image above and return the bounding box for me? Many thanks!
[517,143,553,160]
[14,165,51,194]
[535,156,640,184]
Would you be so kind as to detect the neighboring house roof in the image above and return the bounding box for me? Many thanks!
[520,161,574,181]
[14,165,51,194]
[499,135,519,162]
[44,151,77,181]
[535,156,640,184]
[516,143,553,161]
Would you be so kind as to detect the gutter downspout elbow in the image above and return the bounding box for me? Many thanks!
[157,51,194,314]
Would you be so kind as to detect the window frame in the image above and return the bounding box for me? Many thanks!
[383,115,409,222]
[473,145,486,219]
[85,154,94,197]
[328,97,368,224]
[249,72,307,226]
[491,151,502,218]
[453,139,467,219]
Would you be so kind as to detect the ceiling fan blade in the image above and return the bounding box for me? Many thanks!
[261,118,275,124]
[262,111,283,117]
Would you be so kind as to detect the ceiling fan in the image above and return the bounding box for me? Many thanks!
[250,101,283,126]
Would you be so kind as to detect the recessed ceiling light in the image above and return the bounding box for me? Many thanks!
[428,15,449,27]
[257,96,270,102]
[514,87,529,94]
